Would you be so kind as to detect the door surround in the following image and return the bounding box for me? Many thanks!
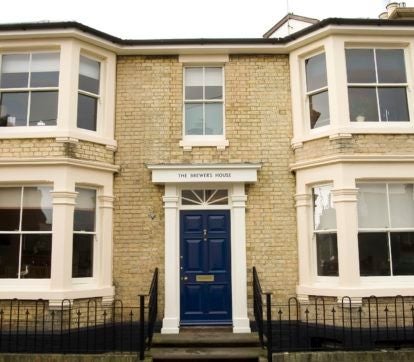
[147,163,261,334]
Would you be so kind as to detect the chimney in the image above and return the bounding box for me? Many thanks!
[379,2,413,19]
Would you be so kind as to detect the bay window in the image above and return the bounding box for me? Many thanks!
[346,49,409,123]
[77,55,100,131]
[313,185,338,276]
[184,67,224,136]
[305,53,330,129]
[357,183,414,276]
[0,186,53,279]
[72,188,96,278]
[0,53,59,127]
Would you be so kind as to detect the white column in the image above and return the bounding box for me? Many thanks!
[231,183,250,333]
[161,185,180,334]
[98,195,115,298]
[50,191,77,293]
[332,188,360,289]
[295,193,313,297]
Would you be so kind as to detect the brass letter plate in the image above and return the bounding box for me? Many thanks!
[196,275,215,282]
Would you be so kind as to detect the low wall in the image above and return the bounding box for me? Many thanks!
[273,349,414,362]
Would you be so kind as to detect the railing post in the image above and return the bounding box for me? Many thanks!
[139,295,145,361]
[266,293,273,362]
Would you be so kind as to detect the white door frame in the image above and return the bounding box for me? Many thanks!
[147,163,261,334]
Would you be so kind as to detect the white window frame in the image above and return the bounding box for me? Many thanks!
[72,186,99,284]
[357,181,414,280]
[0,51,60,127]
[312,184,338,281]
[180,65,228,151]
[346,47,410,124]
[303,51,330,132]
[0,185,53,286]
[76,54,102,133]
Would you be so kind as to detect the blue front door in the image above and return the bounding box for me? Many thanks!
[180,210,232,325]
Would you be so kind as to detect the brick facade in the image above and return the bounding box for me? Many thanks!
[113,54,297,307]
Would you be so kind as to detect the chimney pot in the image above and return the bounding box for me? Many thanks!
[387,2,399,15]
[379,11,388,19]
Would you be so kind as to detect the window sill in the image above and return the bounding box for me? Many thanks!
[179,137,229,151]
[292,123,414,147]
[297,279,414,299]
[0,127,117,150]
[0,282,114,304]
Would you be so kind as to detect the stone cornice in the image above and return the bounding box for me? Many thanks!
[290,154,414,171]
[0,157,119,173]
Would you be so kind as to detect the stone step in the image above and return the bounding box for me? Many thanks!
[151,346,265,360]
[152,330,261,348]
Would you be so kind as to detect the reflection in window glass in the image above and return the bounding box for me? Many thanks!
[74,188,96,232]
[0,92,29,126]
[184,66,224,136]
[389,184,414,228]
[309,91,330,129]
[72,234,94,278]
[181,189,228,206]
[376,49,406,83]
[313,185,336,230]
[346,49,376,83]
[305,53,327,92]
[316,233,338,276]
[378,87,409,122]
[391,232,414,275]
[30,53,60,88]
[358,233,390,276]
[348,87,378,122]
[0,186,52,279]
[79,56,100,94]
[29,91,58,126]
[0,54,30,88]
[357,184,388,228]
[77,94,97,131]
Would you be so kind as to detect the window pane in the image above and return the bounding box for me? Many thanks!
[1,54,29,88]
[389,184,414,228]
[22,187,53,231]
[345,49,376,83]
[206,190,228,205]
[316,233,338,276]
[0,92,28,126]
[348,87,378,122]
[378,87,409,122]
[313,185,336,230]
[205,103,223,135]
[72,234,94,278]
[376,49,406,83]
[77,93,97,131]
[309,91,330,128]
[0,234,19,278]
[185,103,203,135]
[391,232,414,276]
[74,188,96,232]
[358,232,390,276]
[30,53,60,87]
[185,68,203,99]
[79,56,100,94]
[205,67,222,100]
[29,91,58,126]
[21,234,51,279]
[0,187,21,231]
[305,53,327,92]
[357,184,388,228]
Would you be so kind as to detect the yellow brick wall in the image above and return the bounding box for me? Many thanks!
[294,134,414,163]
[0,138,114,164]
[114,55,297,307]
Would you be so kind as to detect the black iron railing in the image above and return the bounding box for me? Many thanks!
[0,268,158,361]
[253,267,414,362]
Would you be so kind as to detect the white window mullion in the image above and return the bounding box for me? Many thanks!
[17,187,24,279]
[385,183,394,275]
[202,67,206,135]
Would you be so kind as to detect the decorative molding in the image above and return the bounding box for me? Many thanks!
[56,137,79,144]
[101,295,115,306]
[179,138,229,150]
[230,195,247,208]
[0,157,120,173]
[51,191,78,205]
[162,195,179,209]
[290,154,414,171]
[331,188,359,203]
[105,144,118,151]
[294,193,312,207]
[291,141,304,150]
[178,54,230,64]
[296,294,310,304]
[329,133,352,140]
[98,195,115,208]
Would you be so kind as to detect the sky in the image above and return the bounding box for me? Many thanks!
[1,0,413,39]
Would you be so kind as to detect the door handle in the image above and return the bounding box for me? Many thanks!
[181,276,188,281]
[203,229,207,241]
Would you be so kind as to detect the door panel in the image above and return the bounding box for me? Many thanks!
[180,210,231,325]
